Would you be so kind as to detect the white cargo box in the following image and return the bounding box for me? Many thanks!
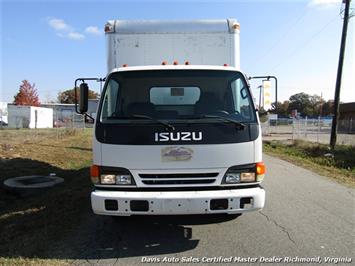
[8,105,53,129]
[105,19,240,72]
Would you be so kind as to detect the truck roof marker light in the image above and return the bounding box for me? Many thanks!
[185,61,190,65]
[173,61,179,65]
[233,23,240,30]
[122,64,128,67]
[223,64,228,67]
[104,23,114,33]
[161,61,168,65]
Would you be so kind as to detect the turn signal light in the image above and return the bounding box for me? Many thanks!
[90,165,100,184]
[256,162,266,175]
[256,162,265,182]
[90,165,100,177]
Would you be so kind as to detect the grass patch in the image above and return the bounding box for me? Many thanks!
[264,139,355,187]
[0,128,93,262]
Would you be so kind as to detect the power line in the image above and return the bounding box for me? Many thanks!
[255,8,310,65]
[270,14,340,71]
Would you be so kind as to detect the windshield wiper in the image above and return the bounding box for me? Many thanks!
[195,114,246,130]
[108,114,175,131]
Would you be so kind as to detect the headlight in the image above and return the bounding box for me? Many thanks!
[225,172,241,183]
[90,165,136,186]
[222,163,265,185]
[100,174,134,185]
[100,174,116,184]
[240,172,255,182]
[223,171,255,184]
[116,174,132,185]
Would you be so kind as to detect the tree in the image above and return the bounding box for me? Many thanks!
[322,100,334,116]
[269,93,333,118]
[13,80,40,106]
[309,94,322,116]
[271,101,289,116]
[288,93,310,116]
[57,88,100,104]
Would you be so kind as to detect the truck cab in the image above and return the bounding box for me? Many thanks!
[77,19,265,216]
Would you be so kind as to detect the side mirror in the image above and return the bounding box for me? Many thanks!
[79,83,89,113]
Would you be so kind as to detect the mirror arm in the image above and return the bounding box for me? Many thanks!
[74,77,103,115]
[85,113,95,121]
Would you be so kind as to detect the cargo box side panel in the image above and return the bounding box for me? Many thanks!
[106,19,240,71]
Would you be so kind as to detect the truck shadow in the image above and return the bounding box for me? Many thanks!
[0,158,239,261]
[77,214,238,260]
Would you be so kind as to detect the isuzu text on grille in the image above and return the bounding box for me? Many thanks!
[155,132,203,142]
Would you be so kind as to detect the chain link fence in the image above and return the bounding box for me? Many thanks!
[262,118,355,145]
[54,111,93,128]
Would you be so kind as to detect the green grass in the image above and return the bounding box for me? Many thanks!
[0,128,93,263]
[264,139,355,187]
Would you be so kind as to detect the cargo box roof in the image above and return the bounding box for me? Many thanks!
[105,19,239,34]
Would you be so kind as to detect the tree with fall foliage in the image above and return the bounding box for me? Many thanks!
[13,80,40,106]
[57,88,100,104]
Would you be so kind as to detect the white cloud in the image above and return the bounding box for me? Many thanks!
[48,18,72,31]
[308,0,342,8]
[48,17,85,41]
[67,32,85,40]
[85,26,102,35]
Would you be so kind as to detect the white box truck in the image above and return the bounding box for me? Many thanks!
[76,19,265,216]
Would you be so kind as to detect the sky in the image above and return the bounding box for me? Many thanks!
[0,0,354,104]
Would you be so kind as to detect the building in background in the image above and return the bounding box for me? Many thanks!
[0,102,8,125]
[339,102,355,133]
[339,102,355,120]
[41,99,99,123]
[40,103,76,123]
[88,99,99,119]
[8,105,53,128]
[2,99,99,128]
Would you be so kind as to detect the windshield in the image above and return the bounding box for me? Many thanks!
[99,70,256,124]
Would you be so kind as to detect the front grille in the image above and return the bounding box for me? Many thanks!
[138,172,219,186]
[139,173,218,179]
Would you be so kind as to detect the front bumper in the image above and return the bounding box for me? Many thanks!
[91,187,265,216]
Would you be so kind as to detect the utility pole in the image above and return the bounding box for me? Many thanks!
[320,92,323,117]
[330,0,351,149]
[257,85,263,109]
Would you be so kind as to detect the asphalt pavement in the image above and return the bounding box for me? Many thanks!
[46,154,355,265]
